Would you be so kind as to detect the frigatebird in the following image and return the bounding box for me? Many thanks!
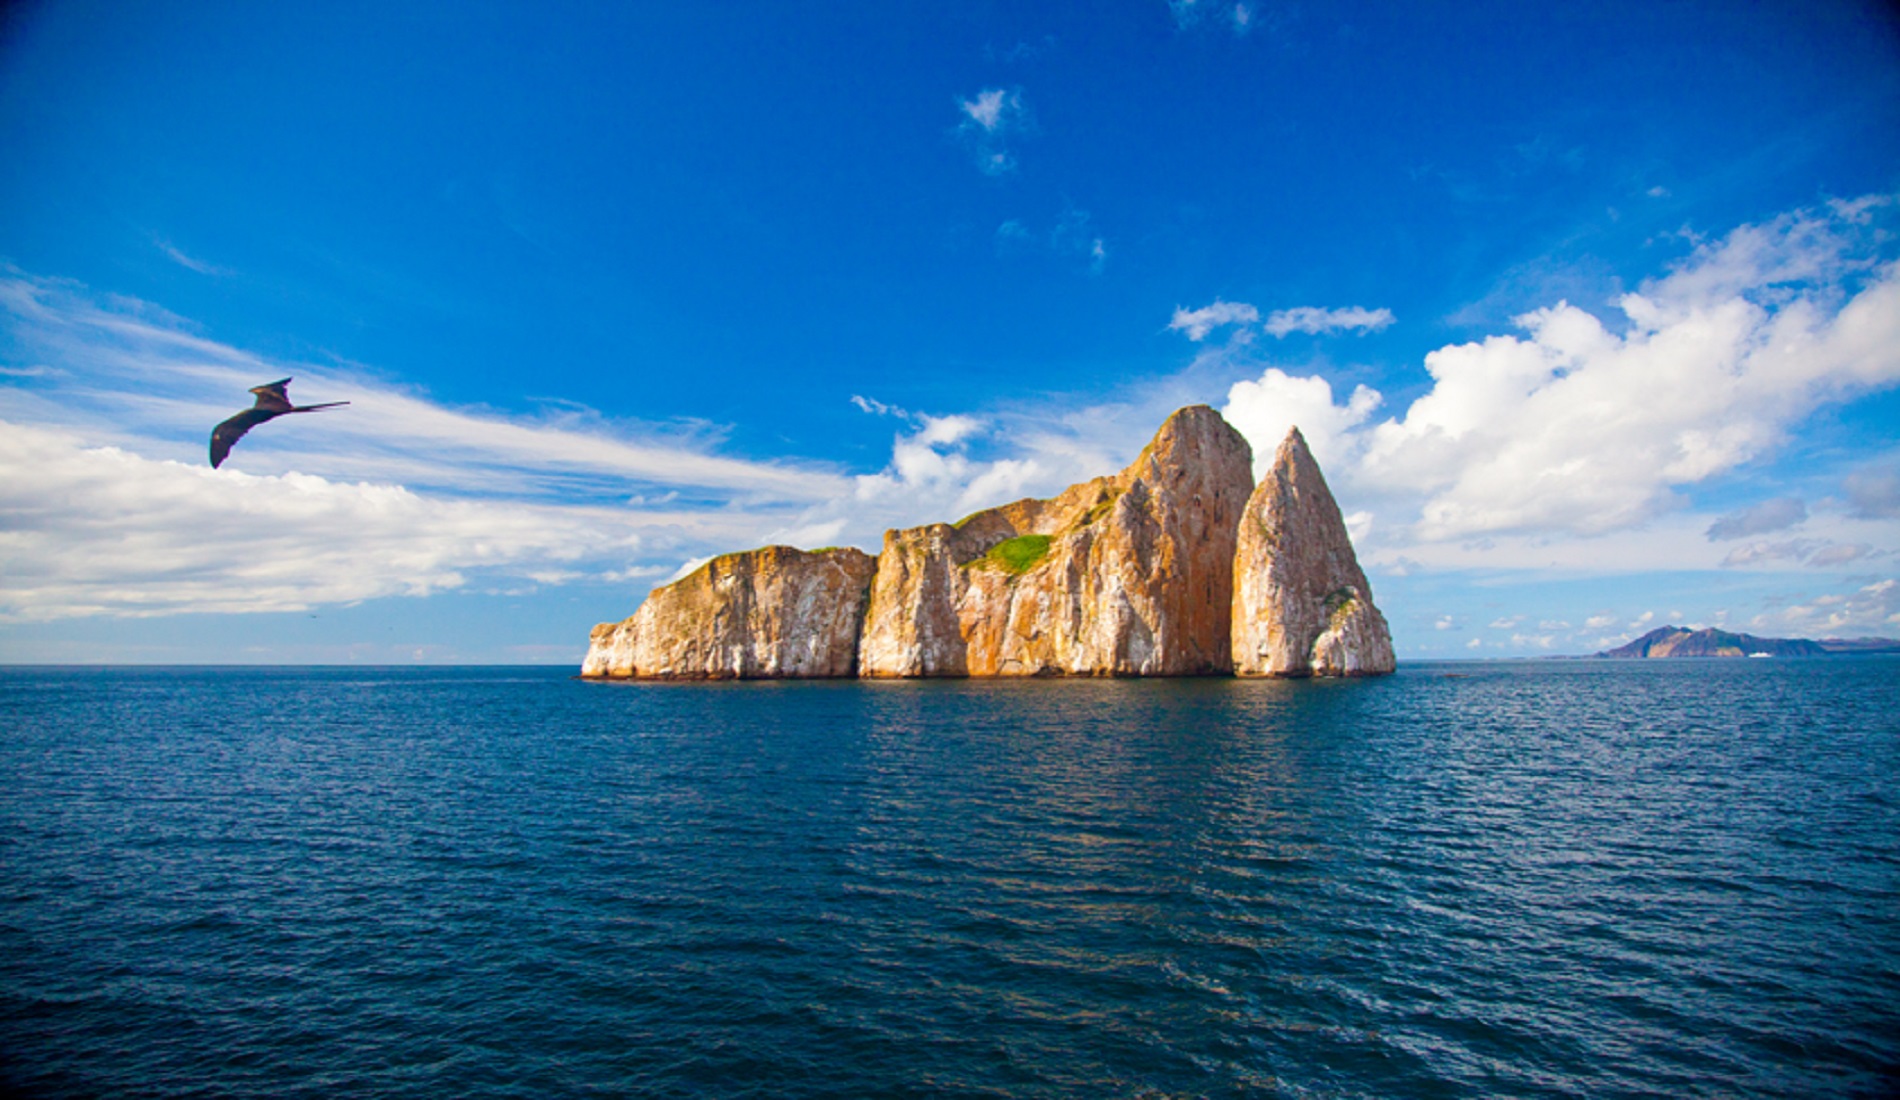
[209,378,349,468]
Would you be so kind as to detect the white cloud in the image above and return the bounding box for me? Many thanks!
[0,420,752,622]
[1263,306,1397,337]
[1221,367,1381,476]
[1584,613,1619,629]
[1172,302,1395,342]
[1721,537,1885,569]
[961,89,1015,132]
[1488,616,1521,630]
[1218,197,1900,546]
[1707,497,1807,540]
[0,270,863,622]
[851,394,908,418]
[1752,578,1900,636]
[956,88,1028,176]
[1169,300,1260,341]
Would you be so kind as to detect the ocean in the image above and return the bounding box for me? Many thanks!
[1,660,1895,1098]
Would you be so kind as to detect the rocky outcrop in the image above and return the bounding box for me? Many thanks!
[581,545,876,679]
[858,405,1255,676]
[581,406,1395,680]
[1232,428,1396,677]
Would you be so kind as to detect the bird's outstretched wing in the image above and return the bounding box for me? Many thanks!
[209,408,280,468]
[250,378,295,413]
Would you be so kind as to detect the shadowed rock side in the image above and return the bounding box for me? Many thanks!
[1232,428,1396,677]
[858,405,1255,676]
[582,546,877,679]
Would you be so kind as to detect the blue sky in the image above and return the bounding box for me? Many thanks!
[3,0,1898,663]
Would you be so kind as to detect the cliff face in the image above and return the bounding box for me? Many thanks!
[1232,428,1396,677]
[582,406,1394,680]
[581,545,877,679]
[857,405,1255,676]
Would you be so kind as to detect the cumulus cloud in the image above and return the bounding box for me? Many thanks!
[1222,368,1380,476]
[1219,197,1900,544]
[1707,497,1807,540]
[1263,306,1396,337]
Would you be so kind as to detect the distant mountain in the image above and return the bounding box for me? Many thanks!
[1599,627,1828,659]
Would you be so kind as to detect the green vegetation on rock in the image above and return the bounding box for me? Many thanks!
[963,534,1053,575]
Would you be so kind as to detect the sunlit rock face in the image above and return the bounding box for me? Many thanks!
[858,405,1255,676]
[583,407,1394,681]
[1231,428,1396,677]
[581,546,876,679]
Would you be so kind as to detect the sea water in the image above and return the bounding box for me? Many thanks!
[1,660,1895,1097]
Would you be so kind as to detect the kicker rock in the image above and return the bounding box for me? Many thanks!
[581,545,876,679]
[858,405,1254,676]
[1232,428,1395,677]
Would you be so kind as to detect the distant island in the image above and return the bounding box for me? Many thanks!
[583,406,1396,680]
[1596,626,1900,659]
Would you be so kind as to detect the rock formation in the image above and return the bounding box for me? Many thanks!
[581,545,876,679]
[857,405,1255,676]
[582,406,1396,680]
[1231,428,1396,677]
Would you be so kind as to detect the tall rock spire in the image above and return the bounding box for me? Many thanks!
[1231,428,1396,677]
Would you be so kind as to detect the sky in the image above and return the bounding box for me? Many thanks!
[2,0,1898,664]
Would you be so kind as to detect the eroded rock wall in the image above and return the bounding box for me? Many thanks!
[581,545,877,679]
[858,405,1254,676]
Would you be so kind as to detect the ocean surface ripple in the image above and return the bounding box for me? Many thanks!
[2,660,1896,1097]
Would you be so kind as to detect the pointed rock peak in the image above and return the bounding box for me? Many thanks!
[1137,405,1253,476]
[1233,423,1394,677]
[1271,426,1324,479]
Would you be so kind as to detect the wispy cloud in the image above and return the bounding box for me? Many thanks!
[995,208,1107,274]
[955,87,1029,176]
[0,269,856,621]
[1751,578,1900,635]
[1169,300,1259,341]
[1170,0,1261,34]
[1170,300,1394,342]
[1707,497,1807,540]
[1263,305,1395,337]
[153,237,232,277]
[1844,468,1900,518]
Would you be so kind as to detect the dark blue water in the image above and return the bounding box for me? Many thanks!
[2,661,1895,1098]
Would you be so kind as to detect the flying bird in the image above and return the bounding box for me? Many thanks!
[209,378,350,468]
